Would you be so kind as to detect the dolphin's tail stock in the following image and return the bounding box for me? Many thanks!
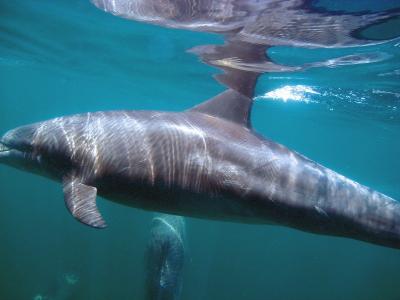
[345,192,400,249]
[349,191,400,249]
[299,171,400,249]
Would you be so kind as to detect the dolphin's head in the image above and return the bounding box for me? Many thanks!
[0,124,38,166]
[0,123,62,179]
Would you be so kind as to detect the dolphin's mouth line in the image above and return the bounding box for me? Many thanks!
[0,142,11,153]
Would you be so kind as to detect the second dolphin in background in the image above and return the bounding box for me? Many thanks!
[145,214,186,300]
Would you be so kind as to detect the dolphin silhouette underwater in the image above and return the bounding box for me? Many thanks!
[146,214,186,300]
[0,88,400,249]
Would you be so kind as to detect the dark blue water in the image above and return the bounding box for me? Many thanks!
[0,1,400,299]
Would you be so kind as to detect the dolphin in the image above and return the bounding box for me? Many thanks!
[0,88,400,249]
[146,214,186,300]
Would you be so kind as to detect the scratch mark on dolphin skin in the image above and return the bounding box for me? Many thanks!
[45,119,60,153]
[139,116,156,185]
[60,121,75,157]
[88,113,101,176]
[94,113,107,176]
[314,205,329,218]
[33,122,47,154]
[167,119,212,192]
[121,112,135,176]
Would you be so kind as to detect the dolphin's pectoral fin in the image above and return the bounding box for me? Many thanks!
[62,176,107,229]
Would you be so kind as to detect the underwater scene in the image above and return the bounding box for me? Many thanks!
[1,1,400,299]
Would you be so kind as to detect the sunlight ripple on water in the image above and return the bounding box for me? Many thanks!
[255,85,319,103]
[256,85,400,121]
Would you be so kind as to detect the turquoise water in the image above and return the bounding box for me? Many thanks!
[1,1,400,299]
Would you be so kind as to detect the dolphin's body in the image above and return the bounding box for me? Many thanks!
[1,89,400,249]
[146,214,186,300]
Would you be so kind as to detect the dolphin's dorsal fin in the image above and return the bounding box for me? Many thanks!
[188,40,269,99]
[188,89,253,128]
[62,175,107,229]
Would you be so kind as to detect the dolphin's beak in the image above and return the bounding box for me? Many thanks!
[0,126,38,170]
[0,141,11,161]
[0,138,34,171]
[0,142,10,152]
[0,142,11,155]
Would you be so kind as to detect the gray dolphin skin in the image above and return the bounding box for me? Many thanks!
[1,88,400,249]
[146,214,186,300]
